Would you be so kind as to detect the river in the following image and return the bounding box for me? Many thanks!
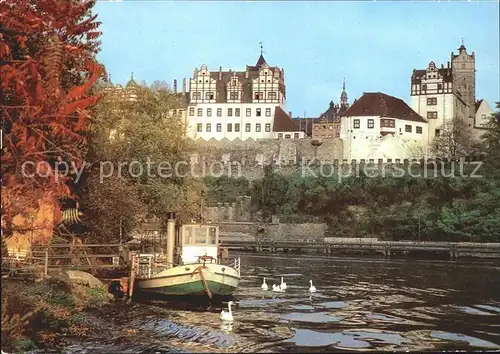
[62,253,500,353]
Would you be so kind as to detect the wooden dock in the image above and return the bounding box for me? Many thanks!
[220,239,500,259]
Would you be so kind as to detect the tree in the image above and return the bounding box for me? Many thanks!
[1,0,103,238]
[431,118,472,160]
[80,85,204,241]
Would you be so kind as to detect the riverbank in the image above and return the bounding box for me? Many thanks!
[1,271,113,353]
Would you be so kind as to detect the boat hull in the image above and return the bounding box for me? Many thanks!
[134,262,240,297]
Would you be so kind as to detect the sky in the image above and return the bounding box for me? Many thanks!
[95,0,499,117]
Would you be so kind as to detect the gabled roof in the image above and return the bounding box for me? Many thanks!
[341,92,427,123]
[411,68,453,84]
[475,99,484,112]
[273,106,300,132]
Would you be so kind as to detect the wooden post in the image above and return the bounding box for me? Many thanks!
[128,253,136,301]
[44,248,48,277]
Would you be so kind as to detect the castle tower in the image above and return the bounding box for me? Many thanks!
[451,41,476,117]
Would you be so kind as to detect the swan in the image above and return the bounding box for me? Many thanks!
[220,301,234,321]
[280,277,287,290]
[272,284,284,292]
[261,277,268,290]
[309,279,317,293]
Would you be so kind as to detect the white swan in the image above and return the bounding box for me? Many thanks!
[280,276,287,290]
[309,279,317,293]
[220,301,234,321]
[272,284,284,292]
[261,277,268,290]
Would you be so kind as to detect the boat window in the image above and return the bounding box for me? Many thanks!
[183,227,193,244]
[193,228,206,244]
[207,227,217,244]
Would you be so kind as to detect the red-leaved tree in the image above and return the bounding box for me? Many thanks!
[0,0,104,236]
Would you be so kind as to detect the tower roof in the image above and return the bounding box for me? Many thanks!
[126,72,139,88]
[255,54,268,67]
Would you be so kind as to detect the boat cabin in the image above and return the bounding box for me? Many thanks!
[179,224,219,264]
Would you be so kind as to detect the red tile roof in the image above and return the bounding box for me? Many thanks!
[341,92,427,123]
[273,106,300,132]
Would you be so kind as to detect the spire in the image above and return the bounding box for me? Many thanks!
[340,77,348,108]
[126,71,138,88]
[256,41,268,67]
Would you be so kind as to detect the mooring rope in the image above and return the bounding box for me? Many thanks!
[192,265,212,299]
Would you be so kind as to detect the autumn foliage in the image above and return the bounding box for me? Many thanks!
[0,0,104,232]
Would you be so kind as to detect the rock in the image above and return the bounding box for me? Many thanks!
[65,270,103,288]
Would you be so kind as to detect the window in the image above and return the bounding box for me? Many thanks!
[228,108,233,117]
[189,108,195,116]
[294,133,299,139]
[245,123,251,132]
[278,133,283,138]
[481,114,486,119]
[217,108,222,117]
[285,134,291,139]
[205,92,214,100]
[265,123,271,132]
[216,123,221,132]
[381,119,395,128]
[427,111,438,119]
[266,108,271,116]
[405,124,412,133]
[256,123,261,132]
[235,123,240,132]
[229,91,238,100]
[254,92,263,100]
[235,108,240,117]
[435,129,440,136]
[461,63,465,68]
[196,124,202,132]
[206,123,211,132]
[427,98,437,105]
[192,92,201,100]
[437,83,443,90]
[207,108,212,117]
[231,79,237,86]
[353,119,360,129]
[422,84,427,91]
[227,123,232,132]
[268,91,277,100]
[367,119,374,129]
[256,108,262,117]
[246,108,251,117]
[416,126,422,134]
[197,108,202,117]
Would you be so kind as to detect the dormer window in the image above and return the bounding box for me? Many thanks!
[265,71,268,75]
[202,72,206,75]
[231,79,237,86]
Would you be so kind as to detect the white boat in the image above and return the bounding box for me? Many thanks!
[133,218,241,298]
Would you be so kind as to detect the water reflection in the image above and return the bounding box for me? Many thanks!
[62,253,500,353]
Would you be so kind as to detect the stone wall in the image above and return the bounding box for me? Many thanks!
[202,196,252,222]
[215,221,327,243]
[264,223,327,242]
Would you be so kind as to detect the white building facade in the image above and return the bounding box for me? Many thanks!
[340,92,428,161]
[185,55,303,141]
[410,44,477,144]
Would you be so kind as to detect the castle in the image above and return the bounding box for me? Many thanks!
[103,43,495,162]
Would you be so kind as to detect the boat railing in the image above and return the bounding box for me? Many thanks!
[224,257,241,277]
[135,253,176,279]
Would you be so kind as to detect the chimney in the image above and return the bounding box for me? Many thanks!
[245,66,249,79]
[288,111,292,117]
[441,64,444,69]
[173,79,177,93]
[447,61,450,69]
[193,68,198,77]
[219,66,222,80]
[182,78,186,93]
